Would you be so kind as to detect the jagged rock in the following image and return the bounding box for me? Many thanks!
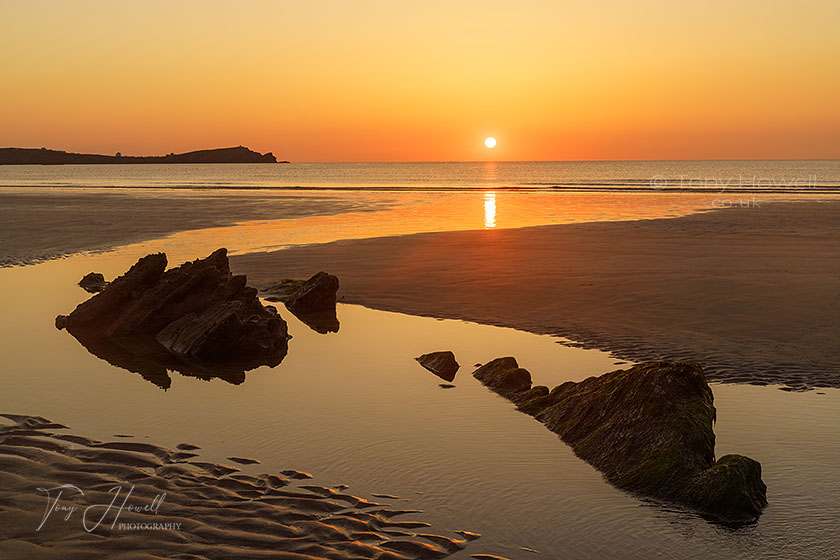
[416,351,460,382]
[156,299,288,360]
[57,249,288,386]
[473,359,767,523]
[285,272,339,315]
[78,272,109,293]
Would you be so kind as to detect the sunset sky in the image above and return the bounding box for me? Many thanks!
[1,0,838,161]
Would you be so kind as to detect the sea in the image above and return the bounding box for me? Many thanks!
[1,160,839,192]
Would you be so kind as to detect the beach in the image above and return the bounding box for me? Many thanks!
[1,184,840,558]
[0,189,390,266]
[0,414,468,560]
[5,0,840,556]
[232,200,840,390]
[3,187,837,389]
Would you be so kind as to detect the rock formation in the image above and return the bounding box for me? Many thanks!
[416,351,460,382]
[264,272,340,334]
[57,249,288,387]
[473,358,767,523]
[473,357,532,396]
[284,271,339,315]
[78,272,108,293]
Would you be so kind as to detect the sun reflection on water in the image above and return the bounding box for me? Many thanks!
[484,191,496,228]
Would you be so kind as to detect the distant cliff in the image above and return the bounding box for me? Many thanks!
[0,146,285,165]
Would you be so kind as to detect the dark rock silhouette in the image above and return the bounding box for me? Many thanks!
[473,357,532,395]
[416,351,460,382]
[57,249,288,388]
[0,146,282,165]
[473,359,767,523]
[285,272,339,314]
[78,272,108,293]
[264,272,340,334]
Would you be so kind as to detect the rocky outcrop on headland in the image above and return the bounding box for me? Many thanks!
[473,358,767,523]
[416,351,460,382]
[0,146,281,164]
[56,249,289,387]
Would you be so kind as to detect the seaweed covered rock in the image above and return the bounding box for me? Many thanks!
[57,249,289,384]
[472,360,767,523]
[416,351,460,382]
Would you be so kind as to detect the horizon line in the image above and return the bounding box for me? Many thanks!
[3,145,838,164]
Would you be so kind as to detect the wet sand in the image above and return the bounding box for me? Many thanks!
[232,201,840,389]
[0,190,388,267]
[0,414,472,559]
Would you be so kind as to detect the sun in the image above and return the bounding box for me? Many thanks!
[484,137,497,148]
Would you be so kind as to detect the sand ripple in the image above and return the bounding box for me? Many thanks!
[0,414,476,559]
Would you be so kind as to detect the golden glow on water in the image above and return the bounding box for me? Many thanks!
[92,190,836,267]
[484,191,497,228]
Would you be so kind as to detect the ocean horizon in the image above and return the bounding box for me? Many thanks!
[1,160,840,195]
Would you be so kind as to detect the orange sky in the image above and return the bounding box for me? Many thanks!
[1,0,838,161]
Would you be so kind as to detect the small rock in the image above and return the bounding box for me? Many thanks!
[55,315,67,330]
[416,351,460,382]
[285,271,339,315]
[78,272,109,293]
[472,357,532,396]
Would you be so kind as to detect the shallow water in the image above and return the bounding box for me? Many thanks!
[1,251,838,559]
[24,189,832,264]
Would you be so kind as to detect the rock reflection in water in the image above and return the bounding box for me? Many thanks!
[287,307,340,334]
[68,329,289,390]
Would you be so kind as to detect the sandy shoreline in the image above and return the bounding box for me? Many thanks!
[0,190,388,267]
[0,414,473,559]
[231,201,840,390]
